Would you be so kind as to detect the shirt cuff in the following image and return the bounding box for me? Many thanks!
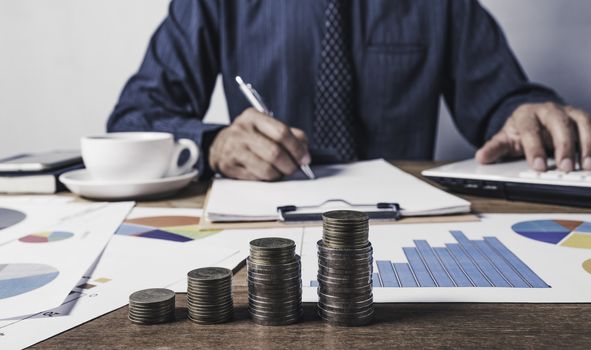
[197,125,226,180]
[164,123,226,181]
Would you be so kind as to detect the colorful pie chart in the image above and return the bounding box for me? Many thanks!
[116,215,219,242]
[0,263,59,299]
[0,208,26,231]
[512,219,591,249]
[19,231,74,243]
[584,259,591,275]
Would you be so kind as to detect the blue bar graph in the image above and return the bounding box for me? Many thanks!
[372,273,382,287]
[393,263,418,287]
[474,240,529,288]
[434,247,472,287]
[415,240,455,287]
[403,248,436,287]
[376,260,399,287]
[451,231,511,287]
[483,237,549,288]
[446,243,491,287]
[309,231,550,289]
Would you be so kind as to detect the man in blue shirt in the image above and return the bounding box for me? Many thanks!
[108,0,591,181]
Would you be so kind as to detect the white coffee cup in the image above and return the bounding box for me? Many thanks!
[81,132,199,181]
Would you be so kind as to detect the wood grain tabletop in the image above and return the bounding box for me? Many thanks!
[31,161,591,349]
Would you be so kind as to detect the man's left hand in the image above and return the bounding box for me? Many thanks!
[476,102,591,172]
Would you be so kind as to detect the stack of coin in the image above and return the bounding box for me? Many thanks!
[186,267,233,324]
[128,288,175,325]
[317,210,374,326]
[247,237,302,326]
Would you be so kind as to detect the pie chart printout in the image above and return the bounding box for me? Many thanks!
[0,263,60,300]
[584,259,591,275]
[19,231,74,243]
[0,208,26,231]
[512,220,591,249]
[116,216,220,242]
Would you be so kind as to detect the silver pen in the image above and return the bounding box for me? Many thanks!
[235,76,316,180]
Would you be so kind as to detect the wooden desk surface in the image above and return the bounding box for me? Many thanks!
[32,161,591,349]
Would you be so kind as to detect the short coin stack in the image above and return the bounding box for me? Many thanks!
[128,288,175,325]
[317,210,374,326]
[187,267,233,324]
[247,237,303,326]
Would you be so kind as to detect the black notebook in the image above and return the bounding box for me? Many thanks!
[0,163,84,194]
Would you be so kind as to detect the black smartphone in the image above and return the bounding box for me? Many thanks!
[0,151,82,172]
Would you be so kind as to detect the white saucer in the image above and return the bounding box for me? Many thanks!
[59,169,198,200]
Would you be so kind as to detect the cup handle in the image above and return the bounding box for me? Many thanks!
[166,139,199,177]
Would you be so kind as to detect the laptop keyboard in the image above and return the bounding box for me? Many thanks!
[519,169,591,182]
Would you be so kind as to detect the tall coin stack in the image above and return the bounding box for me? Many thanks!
[317,210,374,326]
[247,237,303,326]
[128,288,176,325]
[187,267,233,324]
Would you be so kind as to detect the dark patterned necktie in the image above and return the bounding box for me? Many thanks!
[313,0,357,163]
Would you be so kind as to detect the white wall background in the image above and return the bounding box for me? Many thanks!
[1,0,590,160]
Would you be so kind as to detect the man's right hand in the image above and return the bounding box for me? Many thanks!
[208,108,311,181]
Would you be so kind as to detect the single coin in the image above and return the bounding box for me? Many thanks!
[248,307,302,317]
[128,304,175,313]
[322,210,369,222]
[318,299,374,312]
[251,313,304,324]
[318,305,374,319]
[187,283,232,290]
[318,313,374,327]
[129,288,175,305]
[188,308,234,318]
[188,312,233,324]
[186,299,234,308]
[188,267,232,281]
[250,237,296,251]
[318,284,372,295]
[128,313,175,324]
[247,274,301,282]
[317,240,372,252]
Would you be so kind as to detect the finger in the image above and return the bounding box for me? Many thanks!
[537,104,576,172]
[245,112,310,165]
[513,112,548,171]
[566,107,591,170]
[246,132,298,175]
[475,132,512,164]
[290,128,311,165]
[290,128,309,144]
[236,150,282,181]
[218,161,258,181]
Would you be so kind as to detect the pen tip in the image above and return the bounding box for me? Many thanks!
[301,166,316,180]
[235,76,243,84]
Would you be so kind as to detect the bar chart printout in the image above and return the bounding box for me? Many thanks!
[310,231,550,288]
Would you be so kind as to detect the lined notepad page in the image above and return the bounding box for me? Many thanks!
[205,159,471,222]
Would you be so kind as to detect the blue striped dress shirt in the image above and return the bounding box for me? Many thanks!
[107,0,561,178]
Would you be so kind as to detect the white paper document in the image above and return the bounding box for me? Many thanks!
[169,227,305,292]
[0,197,90,245]
[0,234,237,350]
[111,206,250,291]
[300,214,591,303]
[0,201,134,318]
[205,159,470,222]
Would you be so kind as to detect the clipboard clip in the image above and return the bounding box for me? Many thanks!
[277,199,400,222]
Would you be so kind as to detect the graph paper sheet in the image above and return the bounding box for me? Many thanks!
[302,214,591,303]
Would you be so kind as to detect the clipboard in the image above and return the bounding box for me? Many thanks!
[277,199,401,222]
[199,187,479,230]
